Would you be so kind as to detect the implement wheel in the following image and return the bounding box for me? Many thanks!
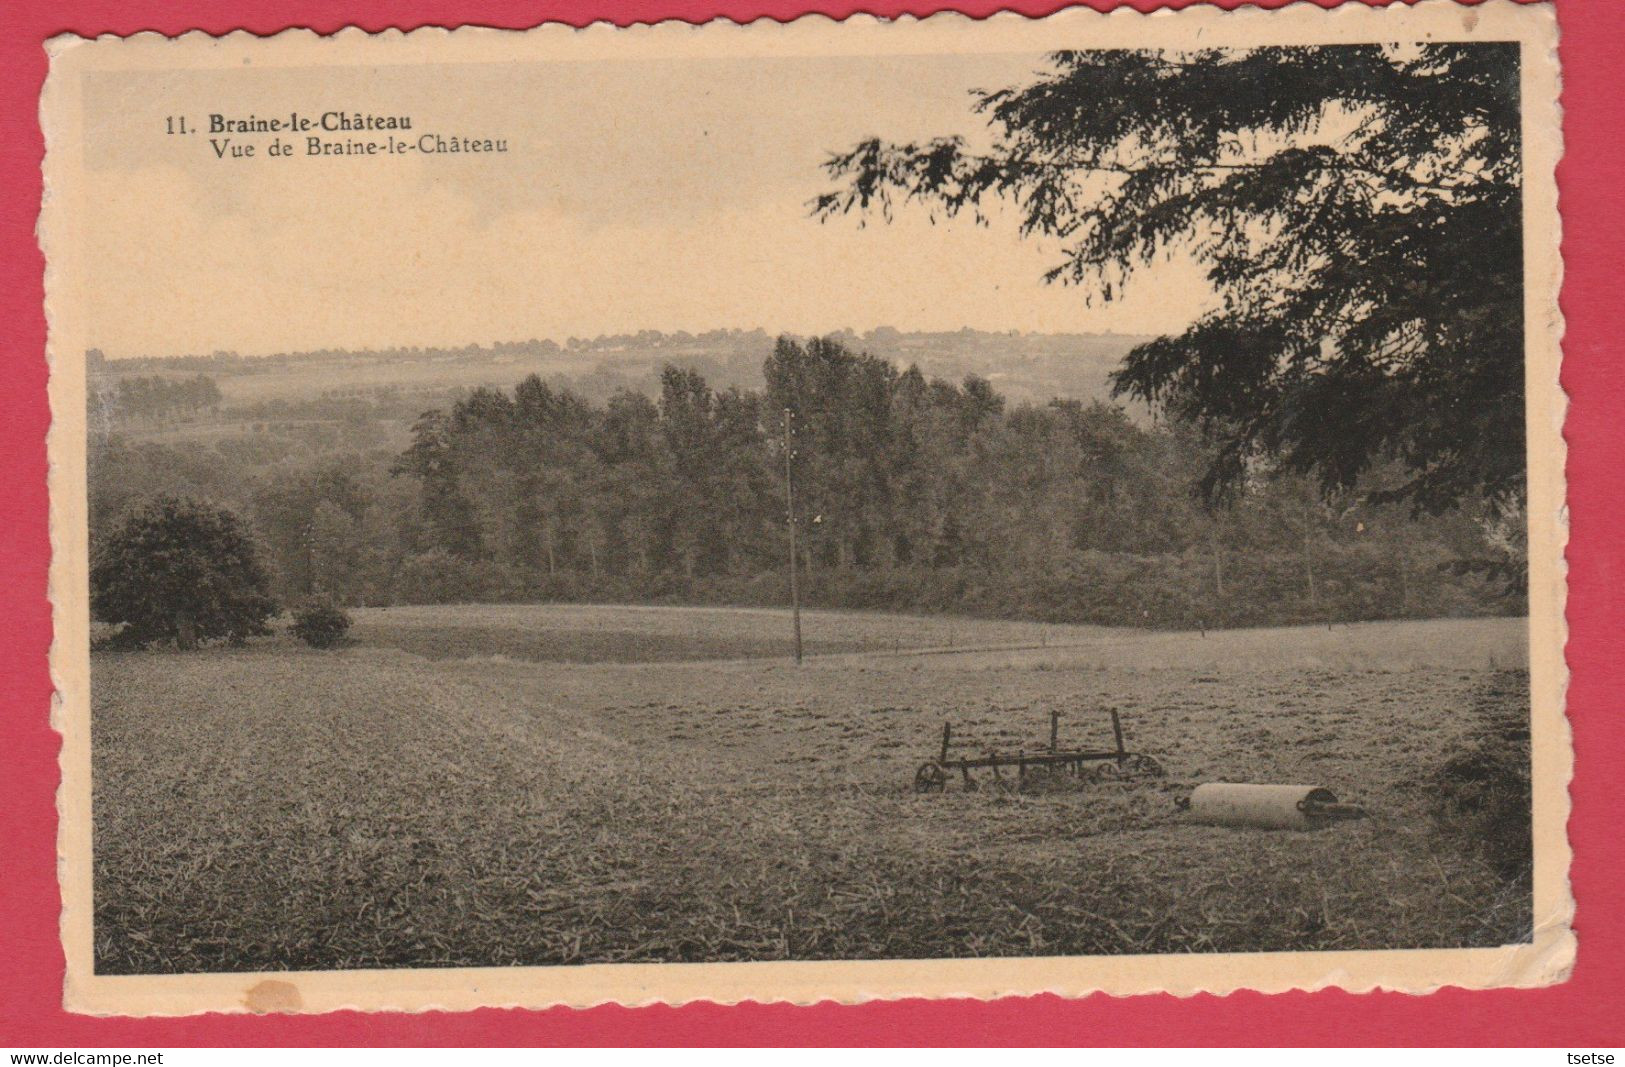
[1123,754,1165,779]
[914,762,948,793]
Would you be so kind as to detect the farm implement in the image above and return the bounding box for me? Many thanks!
[913,708,1163,793]
[911,709,1370,831]
[1179,783,1368,829]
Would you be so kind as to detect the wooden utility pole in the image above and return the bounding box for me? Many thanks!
[783,408,803,665]
[1301,500,1319,609]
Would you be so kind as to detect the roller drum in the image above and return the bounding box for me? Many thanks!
[1186,783,1359,830]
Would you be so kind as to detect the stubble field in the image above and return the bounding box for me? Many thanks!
[90,605,1532,973]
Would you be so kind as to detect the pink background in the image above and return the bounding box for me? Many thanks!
[2,0,1620,1046]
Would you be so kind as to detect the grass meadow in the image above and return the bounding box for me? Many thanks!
[91,606,1532,973]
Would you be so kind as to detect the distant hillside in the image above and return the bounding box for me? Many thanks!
[89,328,1155,415]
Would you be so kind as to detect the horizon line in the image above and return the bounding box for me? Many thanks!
[87,325,1162,364]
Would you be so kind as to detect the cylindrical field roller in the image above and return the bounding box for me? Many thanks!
[1186,783,1362,830]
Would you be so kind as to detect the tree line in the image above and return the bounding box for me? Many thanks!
[90,335,1523,636]
[92,373,223,426]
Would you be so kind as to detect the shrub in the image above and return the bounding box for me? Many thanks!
[291,595,352,649]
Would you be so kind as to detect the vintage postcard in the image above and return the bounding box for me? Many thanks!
[43,0,1569,1015]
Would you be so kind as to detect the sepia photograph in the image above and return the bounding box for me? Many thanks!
[42,0,1568,1014]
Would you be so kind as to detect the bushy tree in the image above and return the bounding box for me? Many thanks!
[815,44,1525,515]
[90,496,277,649]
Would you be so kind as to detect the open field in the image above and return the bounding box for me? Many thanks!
[91,607,1531,973]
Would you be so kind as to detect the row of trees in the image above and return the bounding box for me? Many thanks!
[386,339,1517,626]
[177,339,1520,625]
[89,336,1522,643]
[92,373,223,426]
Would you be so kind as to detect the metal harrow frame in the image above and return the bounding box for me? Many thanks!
[914,708,1163,792]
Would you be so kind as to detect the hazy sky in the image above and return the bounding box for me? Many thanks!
[79,54,1212,358]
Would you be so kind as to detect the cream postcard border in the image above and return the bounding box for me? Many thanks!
[43,0,1570,1016]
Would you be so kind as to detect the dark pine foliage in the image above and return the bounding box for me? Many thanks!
[814,44,1525,515]
[90,496,278,649]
